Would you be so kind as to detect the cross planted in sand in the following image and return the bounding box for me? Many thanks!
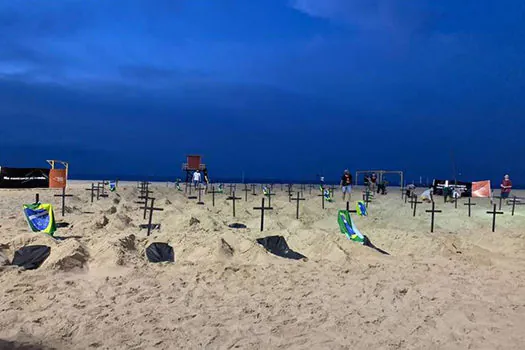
[140,198,164,236]
[290,192,306,219]
[227,191,241,217]
[253,198,273,232]
[486,204,504,233]
[464,197,477,217]
[425,202,442,233]
[54,187,73,217]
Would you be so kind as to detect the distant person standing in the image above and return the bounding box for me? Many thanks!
[192,170,202,189]
[370,173,377,193]
[500,174,513,199]
[340,169,353,201]
[202,168,210,193]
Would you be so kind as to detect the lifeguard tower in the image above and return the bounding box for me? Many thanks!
[182,155,206,183]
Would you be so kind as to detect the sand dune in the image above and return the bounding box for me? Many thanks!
[1,183,524,349]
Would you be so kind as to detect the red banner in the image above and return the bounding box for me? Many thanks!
[472,180,491,198]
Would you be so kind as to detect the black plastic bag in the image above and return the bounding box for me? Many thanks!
[12,245,51,270]
[256,236,306,260]
[146,243,174,263]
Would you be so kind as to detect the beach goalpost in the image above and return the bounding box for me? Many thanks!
[355,170,404,187]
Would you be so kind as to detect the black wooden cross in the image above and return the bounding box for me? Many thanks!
[253,198,273,231]
[454,194,458,209]
[96,183,101,200]
[242,184,250,202]
[329,185,336,198]
[99,180,109,196]
[138,181,150,193]
[139,181,151,195]
[54,187,73,217]
[346,201,357,214]
[409,195,422,217]
[35,193,40,203]
[138,190,152,220]
[227,191,241,217]
[140,198,164,236]
[97,182,109,199]
[227,184,236,196]
[309,184,314,195]
[425,202,442,233]
[362,191,372,208]
[318,190,325,210]
[264,187,276,207]
[287,184,293,202]
[464,197,476,217]
[486,204,504,232]
[290,191,305,219]
[196,185,205,205]
[300,184,306,198]
[510,196,519,216]
[400,186,406,199]
[251,184,257,196]
[498,196,503,211]
[187,181,198,199]
[85,183,96,203]
[208,185,221,207]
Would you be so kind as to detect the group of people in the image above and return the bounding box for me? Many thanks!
[189,168,514,202]
[336,170,388,201]
[336,170,514,202]
[192,168,210,191]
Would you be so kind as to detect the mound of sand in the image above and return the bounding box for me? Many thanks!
[42,239,89,272]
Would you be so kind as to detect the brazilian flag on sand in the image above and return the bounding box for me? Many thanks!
[337,210,364,244]
[23,203,56,236]
[337,210,390,255]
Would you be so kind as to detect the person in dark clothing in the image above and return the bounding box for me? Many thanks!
[370,173,377,192]
[340,169,353,201]
[364,175,370,189]
[377,179,388,195]
[202,168,210,193]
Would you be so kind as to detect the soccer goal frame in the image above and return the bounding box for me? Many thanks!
[355,170,404,187]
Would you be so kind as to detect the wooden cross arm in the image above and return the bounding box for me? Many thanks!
[140,206,164,211]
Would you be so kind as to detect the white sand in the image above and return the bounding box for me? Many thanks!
[1,183,524,349]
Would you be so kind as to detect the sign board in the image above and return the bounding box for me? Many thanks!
[49,169,67,188]
[433,179,472,197]
[0,167,50,188]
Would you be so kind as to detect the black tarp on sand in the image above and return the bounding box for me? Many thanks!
[256,236,306,260]
[146,243,174,263]
[12,245,51,270]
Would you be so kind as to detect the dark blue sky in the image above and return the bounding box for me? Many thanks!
[1,0,524,184]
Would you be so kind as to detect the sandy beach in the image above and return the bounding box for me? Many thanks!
[1,182,524,349]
